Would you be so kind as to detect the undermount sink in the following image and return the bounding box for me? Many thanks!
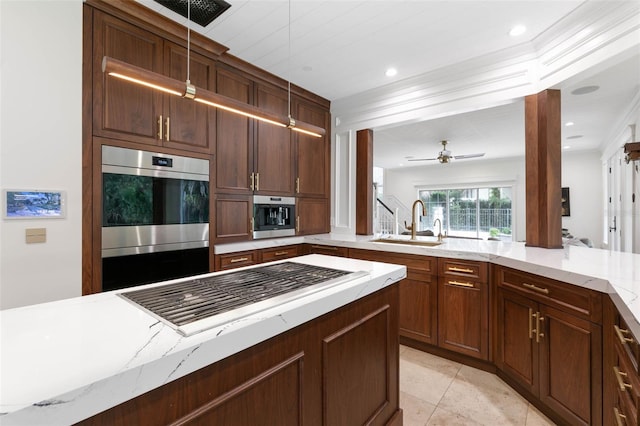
[370,238,443,247]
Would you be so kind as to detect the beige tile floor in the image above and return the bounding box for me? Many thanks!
[399,345,557,425]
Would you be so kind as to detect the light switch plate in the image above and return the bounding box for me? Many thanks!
[25,228,46,244]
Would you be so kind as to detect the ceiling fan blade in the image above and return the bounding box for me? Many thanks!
[407,157,438,161]
[453,153,485,160]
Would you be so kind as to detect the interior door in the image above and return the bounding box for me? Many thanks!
[607,153,621,251]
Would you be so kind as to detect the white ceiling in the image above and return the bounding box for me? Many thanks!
[137,0,640,169]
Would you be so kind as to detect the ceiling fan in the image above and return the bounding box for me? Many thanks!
[408,140,485,164]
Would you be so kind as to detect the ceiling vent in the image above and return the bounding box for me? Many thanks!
[154,0,231,27]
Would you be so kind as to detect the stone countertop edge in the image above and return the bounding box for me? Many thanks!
[214,233,640,336]
[0,255,406,425]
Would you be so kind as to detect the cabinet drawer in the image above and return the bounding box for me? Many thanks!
[216,250,258,270]
[350,249,436,281]
[260,245,300,263]
[615,314,640,374]
[306,244,348,257]
[614,337,640,420]
[495,266,602,323]
[439,259,487,282]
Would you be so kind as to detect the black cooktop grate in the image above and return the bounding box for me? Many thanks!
[119,262,352,329]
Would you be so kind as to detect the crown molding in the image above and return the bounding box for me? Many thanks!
[332,1,640,134]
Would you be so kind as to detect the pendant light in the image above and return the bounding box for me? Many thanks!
[102,0,325,138]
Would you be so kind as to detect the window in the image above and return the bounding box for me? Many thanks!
[418,186,513,241]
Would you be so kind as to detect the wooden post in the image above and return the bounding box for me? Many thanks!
[356,129,374,235]
[525,89,562,248]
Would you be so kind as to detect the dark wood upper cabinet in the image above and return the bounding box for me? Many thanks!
[93,10,163,146]
[162,42,216,154]
[294,97,330,198]
[255,83,295,196]
[215,66,254,193]
[92,10,215,154]
[296,197,329,235]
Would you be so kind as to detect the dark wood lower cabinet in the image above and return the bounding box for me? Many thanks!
[78,284,401,425]
[437,259,488,360]
[497,287,602,425]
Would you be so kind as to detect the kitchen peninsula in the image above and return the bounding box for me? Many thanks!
[0,255,406,425]
[216,233,640,425]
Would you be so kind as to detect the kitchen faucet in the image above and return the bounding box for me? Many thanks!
[410,199,426,240]
[434,218,443,242]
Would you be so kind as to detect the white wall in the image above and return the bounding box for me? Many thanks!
[384,157,527,242]
[561,150,603,246]
[0,1,82,309]
[383,151,604,245]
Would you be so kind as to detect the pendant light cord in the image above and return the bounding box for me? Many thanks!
[187,0,191,84]
[287,0,292,120]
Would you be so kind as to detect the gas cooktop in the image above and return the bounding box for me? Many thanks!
[118,262,368,336]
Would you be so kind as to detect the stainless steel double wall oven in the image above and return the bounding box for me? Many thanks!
[101,146,210,291]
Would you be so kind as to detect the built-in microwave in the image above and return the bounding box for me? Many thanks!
[253,195,296,239]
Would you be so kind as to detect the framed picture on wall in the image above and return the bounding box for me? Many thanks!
[3,189,66,219]
[561,187,570,217]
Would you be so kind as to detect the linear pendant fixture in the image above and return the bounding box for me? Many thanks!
[101,57,325,138]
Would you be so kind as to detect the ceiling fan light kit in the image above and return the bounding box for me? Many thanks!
[408,140,485,164]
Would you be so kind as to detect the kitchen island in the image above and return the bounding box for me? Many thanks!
[0,255,406,425]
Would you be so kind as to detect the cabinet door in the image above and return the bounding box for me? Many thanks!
[438,278,488,360]
[400,278,438,345]
[213,194,252,243]
[215,67,253,193]
[93,11,163,145]
[294,98,329,197]
[162,42,216,153]
[496,288,539,396]
[296,197,329,235]
[255,84,294,195]
[538,304,602,426]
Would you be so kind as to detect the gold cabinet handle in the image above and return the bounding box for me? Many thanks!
[613,407,627,426]
[448,266,474,273]
[230,257,248,263]
[296,216,300,233]
[536,314,544,343]
[296,177,300,194]
[255,172,260,191]
[529,308,535,339]
[158,115,163,140]
[274,251,289,256]
[311,245,338,251]
[613,366,633,392]
[164,116,170,141]
[614,325,635,345]
[250,173,255,191]
[522,283,550,294]
[448,280,474,288]
[251,217,255,231]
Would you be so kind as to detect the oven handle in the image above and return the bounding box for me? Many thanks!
[102,164,209,181]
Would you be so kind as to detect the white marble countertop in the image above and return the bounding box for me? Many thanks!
[216,233,640,337]
[0,255,406,425]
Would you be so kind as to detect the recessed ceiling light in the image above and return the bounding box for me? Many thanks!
[565,121,574,127]
[385,68,398,77]
[567,135,583,139]
[509,25,527,37]
[571,85,600,95]
[563,145,571,150]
